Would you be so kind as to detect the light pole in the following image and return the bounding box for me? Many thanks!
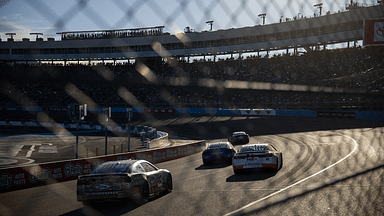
[30,33,43,40]
[103,107,111,155]
[5,33,16,41]
[258,14,266,25]
[206,20,213,31]
[314,3,323,16]
[126,108,133,152]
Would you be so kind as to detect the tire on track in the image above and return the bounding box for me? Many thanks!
[135,181,149,205]
[165,174,173,194]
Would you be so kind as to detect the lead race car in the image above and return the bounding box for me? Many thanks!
[228,131,249,145]
[77,159,172,205]
[202,142,236,165]
[232,143,283,175]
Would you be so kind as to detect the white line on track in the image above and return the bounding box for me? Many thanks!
[25,144,41,157]
[225,135,358,216]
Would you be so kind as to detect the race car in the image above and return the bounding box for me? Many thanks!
[232,143,282,174]
[77,159,172,205]
[228,131,249,145]
[202,142,236,165]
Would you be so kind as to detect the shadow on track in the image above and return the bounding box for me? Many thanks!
[195,163,232,170]
[60,200,138,216]
[226,169,278,182]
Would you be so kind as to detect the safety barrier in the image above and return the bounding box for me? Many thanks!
[0,140,206,193]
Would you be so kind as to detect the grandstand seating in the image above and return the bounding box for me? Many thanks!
[1,46,383,111]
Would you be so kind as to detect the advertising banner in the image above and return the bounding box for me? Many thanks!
[364,19,384,46]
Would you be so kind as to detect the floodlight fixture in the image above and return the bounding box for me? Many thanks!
[5,33,16,40]
[314,3,323,16]
[258,14,266,25]
[30,33,43,40]
[206,20,214,31]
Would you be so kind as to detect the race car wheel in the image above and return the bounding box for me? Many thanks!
[234,169,242,175]
[203,160,211,166]
[136,182,149,205]
[165,175,173,193]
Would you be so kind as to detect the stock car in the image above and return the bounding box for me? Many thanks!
[228,131,249,145]
[232,143,282,175]
[202,142,236,165]
[77,159,172,205]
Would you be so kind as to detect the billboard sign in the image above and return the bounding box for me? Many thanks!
[364,19,384,46]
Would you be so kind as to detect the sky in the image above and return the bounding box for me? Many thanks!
[0,0,379,41]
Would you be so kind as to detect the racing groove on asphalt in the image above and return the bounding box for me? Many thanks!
[1,115,384,216]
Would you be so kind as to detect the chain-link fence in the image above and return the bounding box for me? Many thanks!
[0,0,384,215]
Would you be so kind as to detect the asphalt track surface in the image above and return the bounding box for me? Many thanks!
[1,114,384,216]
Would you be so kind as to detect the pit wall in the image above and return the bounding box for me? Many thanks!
[0,140,206,193]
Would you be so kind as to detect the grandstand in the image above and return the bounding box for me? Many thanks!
[0,3,383,112]
[0,4,383,62]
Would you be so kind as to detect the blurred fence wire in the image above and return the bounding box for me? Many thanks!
[0,0,384,215]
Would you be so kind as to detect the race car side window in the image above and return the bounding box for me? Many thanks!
[134,164,145,173]
[141,162,157,172]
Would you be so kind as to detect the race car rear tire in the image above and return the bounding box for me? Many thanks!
[234,169,242,175]
[203,160,211,166]
[135,182,149,205]
[165,174,173,194]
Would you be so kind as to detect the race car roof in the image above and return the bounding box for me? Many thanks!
[91,159,138,174]
[232,131,247,136]
[207,142,231,149]
[239,144,270,153]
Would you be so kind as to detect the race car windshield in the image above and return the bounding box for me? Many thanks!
[92,163,133,174]
[233,132,246,136]
[239,145,270,153]
[208,143,229,149]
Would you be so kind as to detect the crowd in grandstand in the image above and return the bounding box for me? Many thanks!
[1,46,383,110]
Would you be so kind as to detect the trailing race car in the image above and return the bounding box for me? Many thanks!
[202,142,236,165]
[77,159,172,205]
[228,131,249,145]
[232,143,282,175]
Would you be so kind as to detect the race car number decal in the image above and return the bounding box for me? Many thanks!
[157,172,163,188]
